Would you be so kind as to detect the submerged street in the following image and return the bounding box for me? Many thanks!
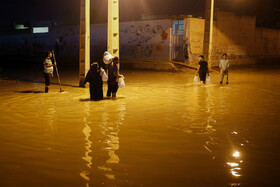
[0,68,280,186]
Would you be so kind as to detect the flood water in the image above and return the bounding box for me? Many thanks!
[0,67,280,186]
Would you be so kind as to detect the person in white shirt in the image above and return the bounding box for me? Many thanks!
[43,51,56,93]
[219,53,230,84]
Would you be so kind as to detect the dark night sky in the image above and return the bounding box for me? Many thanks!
[1,0,280,28]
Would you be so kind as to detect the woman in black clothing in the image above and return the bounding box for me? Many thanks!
[84,62,104,101]
[196,55,209,84]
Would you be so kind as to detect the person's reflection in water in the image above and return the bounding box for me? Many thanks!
[201,87,217,159]
[80,102,92,187]
[97,102,126,180]
[181,86,217,157]
[80,99,126,185]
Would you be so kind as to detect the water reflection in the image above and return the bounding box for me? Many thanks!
[80,99,126,185]
[97,103,126,180]
[80,102,92,187]
[44,101,57,150]
[191,84,217,159]
[192,84,247,185]
[187,84,245,183]
[202,85,217,160]
[1,69,280,186]
[233,151,240,158]
[226,131,248,186]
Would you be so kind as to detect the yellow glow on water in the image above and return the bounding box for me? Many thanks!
[227,151,243,177]
[227,162,239,167]
[105,174,115,180]
[231,168,241,177]
[233,151,240,158]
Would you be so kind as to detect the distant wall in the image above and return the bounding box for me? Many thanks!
[1,13,280,68]
[51,19,172,62]
[50,25,80,58]
[119,19,171,61]
[0,32,32,56]
[255,28,280,58]
[211,11,257,66]
[185,17,205,64]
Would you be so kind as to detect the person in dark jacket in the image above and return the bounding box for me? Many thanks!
[107,57,122,98]
[84,62,104,101]
[196,55,209,84]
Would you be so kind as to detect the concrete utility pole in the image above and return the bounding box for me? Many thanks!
[79,0,90,87]
[208,0,214,68]
[108,0,120,58]
[203,0,214,68]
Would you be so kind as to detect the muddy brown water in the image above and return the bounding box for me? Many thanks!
[0,68,280,186]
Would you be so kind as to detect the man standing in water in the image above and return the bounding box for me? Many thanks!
[219,53,230,84]
[43,51,56,93]
[196,55,209,84]
[107,57,122,98]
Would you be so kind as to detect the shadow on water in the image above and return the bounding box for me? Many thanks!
[1,76,81,88]
[79,97,126,102]
[79,98,103,102]
[79,98,92,102]
[104,96,126,100]
[14,90,45,94]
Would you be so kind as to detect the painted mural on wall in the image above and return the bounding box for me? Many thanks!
[120,19,171,60]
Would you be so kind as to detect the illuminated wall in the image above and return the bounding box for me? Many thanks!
[184,17,205,64]
[119,19,171,61]
[211,11,257,66]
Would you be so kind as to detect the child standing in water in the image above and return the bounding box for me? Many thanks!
[43,51,56,93]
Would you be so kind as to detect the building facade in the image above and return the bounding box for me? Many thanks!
[1,11,279,70]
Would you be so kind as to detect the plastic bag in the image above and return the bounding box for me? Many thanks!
[118,76,125,88]
[101,68,108,82]
[206,75,210,83]
[193,75,198,83]
[103,51,114,64]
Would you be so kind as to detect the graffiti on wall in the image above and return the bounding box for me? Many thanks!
[189,38,203,59]
[211,45,248,61]
[120,22,169,58]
